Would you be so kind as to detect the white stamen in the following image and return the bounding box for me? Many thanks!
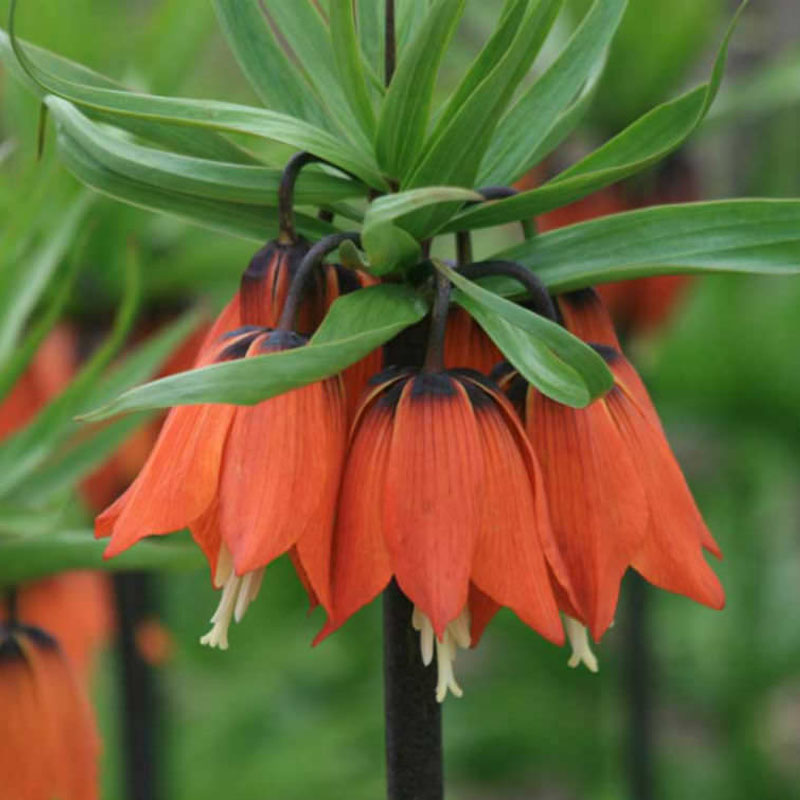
[201,545,265,650]
[413,606,471,702]
[563,615,599,673]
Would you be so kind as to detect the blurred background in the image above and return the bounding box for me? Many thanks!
[1,1,800,798]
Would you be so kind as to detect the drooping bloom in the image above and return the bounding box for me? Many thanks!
[96,326,347,649]
[0,624,100,800]
[494,288,724,644]
[321,367,576,701]
[0,330,113,680]
[7,574,113,680]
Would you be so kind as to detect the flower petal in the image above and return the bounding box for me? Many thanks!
[102,401,236,558]
[527,388,649,639]
[470,401,564,644]
[317,401,395,641]
[384,376,483,637]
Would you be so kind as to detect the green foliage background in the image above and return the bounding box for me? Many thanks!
[1,1,800,798]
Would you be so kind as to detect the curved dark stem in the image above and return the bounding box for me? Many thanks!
[475,185,518,202]
[460,260,557,322]
[276,232,361,331]
[5,588,18,625]
[113,572,163,800]
[385,0,396,86]
[455,230,472,267]
[278,152,322,244]
[423,271,451,373]
[624,573,655,800]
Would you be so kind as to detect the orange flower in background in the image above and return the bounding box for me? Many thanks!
[0,624,100,800]
[97,325,347,650]
[0,328,113,681]
[494,289,724,651]
[6,573,113,680]
[321,368,576,701]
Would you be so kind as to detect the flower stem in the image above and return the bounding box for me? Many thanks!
[385,0,396,86]
[5,588,18,625]
[423,271,451,373]
[383,580,443,800]
[113,572,163,800]
[276,232,361,332]
[624,563,655,800]
[459,260,557,321]
[278,152,320,244]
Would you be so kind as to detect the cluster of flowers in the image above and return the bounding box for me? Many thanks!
[96,237,724,702]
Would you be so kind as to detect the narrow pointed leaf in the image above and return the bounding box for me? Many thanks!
[6,13,387,189]
[260,0,367,147]
[213,0,333,129]
[0,30,260,164]
[447,2,743,231]
[361,222,423,275]
[364,186,482,229]
[0,247,140,498]
[436,261,612,406]
[47,98,364,207]
[403,0,563,236]
[0,530,205,587]
[431,0,530,138]
[80,285,428,419]
[55,130,336,243]
[479,0,628,186]
[0,194,90,364]
[330,0,377,137]
[494,200,800,291]
[375,0,466,179]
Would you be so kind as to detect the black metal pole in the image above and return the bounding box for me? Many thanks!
[623,572,655,800]
[113,571,162,800]
[383,581,443,800]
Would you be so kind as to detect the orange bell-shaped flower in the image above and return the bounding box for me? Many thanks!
[96,325,347,648]
[0,623,100,800]
[495,288,724,647]
[322,367,575,700]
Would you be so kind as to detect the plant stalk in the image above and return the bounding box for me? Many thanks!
[383,581,443,800]
[113,572,163,800]
[385,0,396,86]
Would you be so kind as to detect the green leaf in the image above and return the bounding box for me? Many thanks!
[431,0,529,138]
[364,186,482,230]
[357,1,384,77]
[213,0,332,129]
[0,530,205,587]
[0,193,90,365]
[0,235,82,404]
[16,414,148,506]
[0,245,140,498]
[361,222,423,276]
[260,0,367,147]
[436,261,612,407]
[12,310,203,504]
[478,0,628,186]
[54,130,336,243]
[330,0,377,138]
[404,0,564,236]
[80,285,428,419]
[46,98,364,208]
[0,30,260,165]
[494,200,800,291]
[375,0,466,179]
[448,2,743,231]
[6,10,388,189]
